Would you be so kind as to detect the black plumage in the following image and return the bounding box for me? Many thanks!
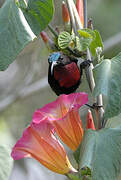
[48,52,83,96]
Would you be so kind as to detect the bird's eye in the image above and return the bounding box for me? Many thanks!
[59,57,63,60]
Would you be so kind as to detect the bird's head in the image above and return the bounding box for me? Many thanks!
[48,52,63,74]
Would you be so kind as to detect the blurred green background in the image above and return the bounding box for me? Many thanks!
[0,0,121,179]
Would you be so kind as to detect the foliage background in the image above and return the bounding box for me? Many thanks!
[0,0,121,179]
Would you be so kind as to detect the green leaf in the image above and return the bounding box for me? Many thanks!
[80,167,92,180]
[77,29,103,55]
[67,173,80,180]
[78,31,92,39]
[0,0,36,71]
[75,36,92,52]
[0,145,13,180]
[93,52,121,119]
[58,31,73,49]
[78,29,95,39]
[89,30,103,56]
[73,143,81,164]
[105,113,121,128]
[79,128,121,180]
[0,0,54,71]
[18,0,54,35]
[16,0,27,9]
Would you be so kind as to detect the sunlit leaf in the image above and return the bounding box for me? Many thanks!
[78,29,95,39]
[78,29,103,55]
[78,29,103,56]
[89,30,103,56]
[75,36,92,52]
[58,31,73,49]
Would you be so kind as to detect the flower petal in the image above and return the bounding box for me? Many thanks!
[33,92,88,123]
[32,93,88,151]
[11,120,74,174]
[51,107,83,151]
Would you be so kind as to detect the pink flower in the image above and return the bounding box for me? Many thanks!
[33,92,88,151]
[11,92,88,174]
[11,120,76,174]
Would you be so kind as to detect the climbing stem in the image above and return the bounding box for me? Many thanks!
[83,0,104,129]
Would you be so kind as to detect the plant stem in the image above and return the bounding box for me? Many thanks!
[66,0,77,35]
[96,95,104,128]
[83,0,87,28]
[85,49,95,92]
[69,0,83,29]
[80,0,95,92]
[48,24,58,38]
[83,0,104,129]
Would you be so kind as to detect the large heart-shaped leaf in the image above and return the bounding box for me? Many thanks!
[93,52,121,119]
[0,0,54,71]
[105,113,121,128]
[0,145,13,180]
[0,0,36,70]
[79,128,121,180]
[19,0,54,35]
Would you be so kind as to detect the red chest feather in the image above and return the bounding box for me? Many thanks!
[54,62,80,88]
